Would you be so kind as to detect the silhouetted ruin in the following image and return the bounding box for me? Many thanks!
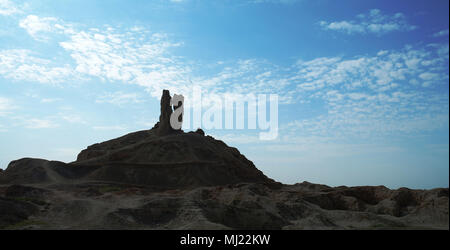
[154,89,183,136]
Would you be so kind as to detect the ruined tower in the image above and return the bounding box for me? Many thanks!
[155,89,183,136]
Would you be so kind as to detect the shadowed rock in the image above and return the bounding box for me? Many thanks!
[156,90,174,136]
[195,128,205,136]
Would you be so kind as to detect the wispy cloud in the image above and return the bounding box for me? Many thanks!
[0,97,16,116]
[60,114,87,124]
[293,44,448,92]
[284,93,448,139]
[19,15,59,39]
[55,106,88,125]
[9,115,62,129]
[0,0,22,16]
[4,14,190,94]
[0,49,76,84]
[41,98,62,103]
[433,29,449,38]
[203,43,449,140]
[320,9,417,35]
[96,91,144,106]
[193,59,294,103]
[19,15,76,41]
[288,44,448,138]
[24,118,59,129]
[57,25,188,97]
[1,12,448,142]
[22,92,62,104]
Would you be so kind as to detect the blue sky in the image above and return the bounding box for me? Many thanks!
[0,0,448,188]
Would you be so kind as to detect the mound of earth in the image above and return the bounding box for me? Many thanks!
[0,182,447,229]
[0,128,272,188]
[0,90,272,189]
[0,90,447,229]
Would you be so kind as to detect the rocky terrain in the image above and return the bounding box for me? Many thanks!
[0,90,448,230]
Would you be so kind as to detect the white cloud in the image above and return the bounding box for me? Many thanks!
[9,115,63,129]
[41,98,62,103]
[0,0,22,16]
[20,92,62,103]
[57,25,188,98]
[96,91,144,106]
[419,72,439,81]
[2,14,448,142]
[277,44,449,139]
[19,15,75,41]
[284,98,448,139]
[319,21,364,34]
[3,15,306,104]
[53,106,88,125]
[0,97,15,116]
[19,15,58,38]
[60,114,86,124]
[0,49,76,84]
[320,9,416,35]
[24,118,59,129]
[433,29,449,37]
[292,44,447,94]
[5,15,191,94]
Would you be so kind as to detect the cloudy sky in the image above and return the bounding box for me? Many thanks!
[0,0,448,188]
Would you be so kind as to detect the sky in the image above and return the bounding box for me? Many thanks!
[0,0,448,189]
